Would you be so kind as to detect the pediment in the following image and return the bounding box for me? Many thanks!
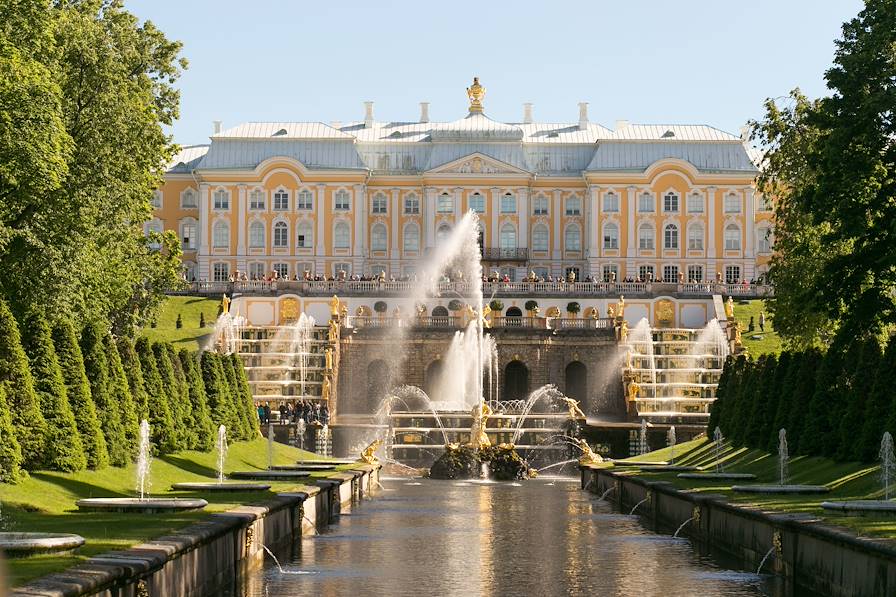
[427,152,530,176]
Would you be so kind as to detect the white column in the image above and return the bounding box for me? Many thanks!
[454,187,462,222]
[199,183,210,279]
[518,188,529,249]
[390,188,400,260]
[707,187,717,259]
[626,186,636,262]
[490,188,500,249]
[236,184,247,272]
[424,187,436,249]
[315,184,326,274]
[552,189,562,260]
[744,187,755,280]
[353,184,367,270]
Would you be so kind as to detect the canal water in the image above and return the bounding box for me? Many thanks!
[243,477,782,596]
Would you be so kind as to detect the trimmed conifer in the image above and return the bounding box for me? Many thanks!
[19,311,86,472]
[838,338,882,461]
[0,384,24,483]
[769,351,801,452]
[0,299,47,470]
[760,352,791,452]
[730,356,761,447]
[201,351,237,433]
[179,349,214,451]
[799,347,844,457]
[231,354,259,439]
[135,338,177,454]
[863,337,896,462]
[744,355,777,450]
[81,323,128,466]
[52,319,108,469]
[707,355,732,434]
[718,355,746,436]
[219,353,249,438]
[153,342,187,451]
[117,338,149,420]
[105,333,139,459]
[166,344,197,449]
[787,349,821,454]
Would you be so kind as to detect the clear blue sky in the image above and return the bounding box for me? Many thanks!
[126,0,864,145]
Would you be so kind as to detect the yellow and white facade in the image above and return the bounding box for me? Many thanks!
[151,84,771,283]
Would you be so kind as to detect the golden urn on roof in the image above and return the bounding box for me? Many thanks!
[466,76,486,113]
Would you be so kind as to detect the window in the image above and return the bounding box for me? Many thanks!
[335,190,350,211]
[334,222,350,249]
[437,193,453,213]
[273,263,289,279]
[501,193,516,213]
[724,224,741,250]
[638,192,654,213]
[369,264,388,277]
[371,223,387,252]
[533,266,549,279]
[687,223,704,250]
[273,221,288,248]
[663,192,679,213]
[469,193,485,213]
[565,196,581,216]
[181,221,197,250]
[603,223,619,249]
[213,221,229,248]
[403,224,420,252]
[499,224,517,251]
[297,221,313,249]
[404,193,420,214]
[757,194,772,211]
[639,265,655,282]
[500,267,517,282]
[603,264,619,282]
[273,190,289,211]
[687,265,704,283]
[725,265,741,284]
[296,190,313,210]
[663,265,679,283]
[151,191,162,209]
[296,262,313,277]
[248,221,265,248]
[249,189,265,210]
[436,224,452,245]
[181,189,198,208]
[213,189,229,210]
[183,262,197,282]
[687,193,703,214]
[757,226,772,253]
[724,193,741,213]
[533,195,549,215]
[212,262,230,282]
[372,193,387,214]
[638,224,655,250]
[564,225,581,251]
[603,192,619,213]
[532,224,549,252]
[333,262,351,277]
[565,267,581,281]
[664,224,679,250]
[248,263,265,280]
[146,219,163,249]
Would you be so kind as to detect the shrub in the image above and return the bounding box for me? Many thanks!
[179,349,214,451]
[81,323,128,466]
[199,312,207,328]
[489,300,504,312]
[219,353,249,438]
[175,313,183,329]
[0,385,24,483]
[566,302,581,314]
[201,351,237,433]
[863,337,896,462]
[167,344,197,450]
[135,338,176,454]
[52,319,108,469]
[117,337,149,420]
[0,299,47,470]
[524,300,538,312]
[105,334,139,457]
[373,301,388,313]
[19,311,85,472]
[230,354,259,439]
[153,342,188,452]
[447,299,464,312]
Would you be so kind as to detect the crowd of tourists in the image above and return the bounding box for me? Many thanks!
[256,400,329,426]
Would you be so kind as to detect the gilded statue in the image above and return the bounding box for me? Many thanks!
[607,304,615,319]
[325,348,334,372]
[340,304,348,319]
[619,319,629,342]
[329,295,341,318]
[577,439,603,466]
[321,376,331,401]
[468,403,492,449]
[558,397,586,420]
[734,321,743,347]
[617,295,625,318]
[480,304,492,329]
[328,319,339,343]
[358,439,382,465]
[466,76,486,113]
[725,296,735,320]
[626,379,641,402]
[221,294,231,315]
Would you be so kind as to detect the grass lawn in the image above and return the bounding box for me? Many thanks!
[732,299,782,356]
[141,295,220,350]
[0,438,345,586]
[608,438,896,541]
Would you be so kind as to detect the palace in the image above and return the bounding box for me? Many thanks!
[151,79,772,287]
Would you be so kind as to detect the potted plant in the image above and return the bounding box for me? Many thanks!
[448,299,464,312]
[373,301,388,319]
[524,300,539,318]
[489,299,504,313]
[567,301,581,318]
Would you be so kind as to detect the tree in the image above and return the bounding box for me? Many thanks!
[220,353,249,439]
[786,349,821,454]
[135,337,176,454]
[769,351,801,451]
[729,356,761,447]
[19,310,85,472]
[718,355,747,436]
[0,299,46,469]
[152,342,186,451]
[745,355,777,449]
[201,351,236,433]
[707,356,733,434]
[179,349,213,451]
[230,354,259,440]
[105,332,139,458]
[0,384,24,483]
[52,318,107,469]
[863,337,896,462]
[838,338,882,461]
[117,337,148,420]
[799,348,844,456]
[760,352,792,452]
[166,343,196,449]
[81,322,127,466]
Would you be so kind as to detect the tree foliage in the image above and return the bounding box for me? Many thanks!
[179,349,214,451]
[135,337,175,454]
[81,322,128,466]
[105,331,139,458]
[0,384,24,483]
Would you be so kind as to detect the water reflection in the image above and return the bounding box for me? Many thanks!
[244,477,779,596]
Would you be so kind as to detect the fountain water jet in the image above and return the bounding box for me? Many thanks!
[629,496,650,515]
[822,432,896,515]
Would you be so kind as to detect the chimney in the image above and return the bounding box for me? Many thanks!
[364,101,374,128]
[419,102,430,123]
[213,120,223,135]
[578,102,589,130]
[523,103,533,124]
[615,119,630,131]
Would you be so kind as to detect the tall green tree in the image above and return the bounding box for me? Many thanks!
[228,354,257,440]
[219,353,248,438]
[799,348,844,456]
[769,351,800,451]
[838,339,882,461]
[760,352,792,452]
[707,356,733,435]
[135,337,175,454]
[166,343,196,449]
[201,352,236,433]
[117,337,148,420]
[745,355,777,449]
[105,332,139,458]
[152,342,186,451]
[179,349,214,451]
[19,310,85,472]
[0,299,46,469]
[786,349,821,454]
[81,322,128,466]
[859,336,896,462]
[0,384,24,483]
[52,318,107,469]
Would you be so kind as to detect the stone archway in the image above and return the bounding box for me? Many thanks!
[424,359,445,399]
[503,360,529,401]
[366,359,390,414]
[431,306,449,318]
[564,361,587,407]
[505,306,523,317]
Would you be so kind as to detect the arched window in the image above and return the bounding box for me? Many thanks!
[469,192,485,213]
[404,193,419,214]
[248,221,264,248]
[499,223,517,250]
[663,192,679,213]
[565,225,581,251]
[437,193,453,213]
[724,224,741,250]
[334,222,350,249]
[403,223,420,252]
[603,192,619,212]
[664,224,679,250]
[213,189,229,210]
[757,226,772,253]
[371,223,387,251]
[181,188,197,208]
[603,222,619,249]
[533,194,549,215]
[273,189,289,211]
[273,221,288,248]
[372,192,387,214]
[532,224,549,252]
[638,224,655,250]
[724,193,741,213]
[297,221,313,249]
[335,190,351,211]
[501,192,516,213]
[436,224,451,245]
[212,221,229,248]
[688,223,704,250]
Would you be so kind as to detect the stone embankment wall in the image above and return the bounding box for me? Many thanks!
[11,466,379,597]
[582,467,896,597]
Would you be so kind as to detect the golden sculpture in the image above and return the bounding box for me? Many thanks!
[358,439,382,465]
[734,321,743,347]
[467,403,492,449]
[321,375,331,401]
[558,397,586,420]
[725,296,735,320]
[279,297,299,324]
[328,319,339,343]
[340,304,348,319]
[221,294,231,315]
[466,76,486,113]
[607,305,616,319]
[619,319,629,341]
[329,295,341,318]
[577,439,604,466]
[445,442,460,452]
[626,378,641,402]
[325,348,334,372]
[655,298,675,327]
[617,295,625,318]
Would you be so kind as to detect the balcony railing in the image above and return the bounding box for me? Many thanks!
[345,315,615,331]
[481,248,529,261]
